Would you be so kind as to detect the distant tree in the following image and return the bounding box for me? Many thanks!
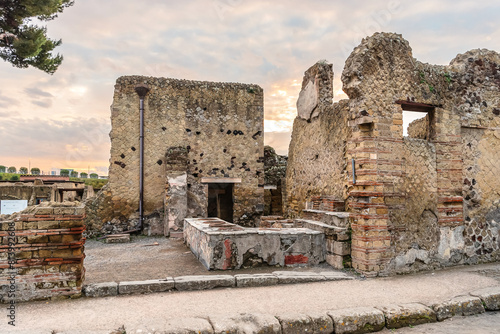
[31,167,40,175]
[0,165,5,173]
[60,169,69,177]
[80,172,88,179]
[11,175,19,181]
[7,166,16,173]
[0,0,75,74]
[19,166,28,174]
[90,173,98,179]
[70,170,78,178]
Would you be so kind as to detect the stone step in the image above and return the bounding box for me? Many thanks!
[294,219,349,240]
[301,209,350,228]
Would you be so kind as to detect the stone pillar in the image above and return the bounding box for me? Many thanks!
[164,147,188,236]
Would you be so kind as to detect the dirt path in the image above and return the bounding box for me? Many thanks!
[84,236,339,283]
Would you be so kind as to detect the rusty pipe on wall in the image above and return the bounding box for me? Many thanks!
[135,84,150,231]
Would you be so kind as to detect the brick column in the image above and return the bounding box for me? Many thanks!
[432,108,464,227]
[348,106,405,275]
[0,204,85,302]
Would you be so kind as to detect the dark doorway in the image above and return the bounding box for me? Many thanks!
[208,183,234,222]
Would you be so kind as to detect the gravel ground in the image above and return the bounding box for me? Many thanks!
[84,236,340,283]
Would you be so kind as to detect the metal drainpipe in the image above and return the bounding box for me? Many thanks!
[135,84,150,231]
[352,158,356,185]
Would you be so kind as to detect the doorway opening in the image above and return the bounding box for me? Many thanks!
[208,183,234,223]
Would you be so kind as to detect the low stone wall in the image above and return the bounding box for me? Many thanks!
[0,203,86,302]
[184,218,325,270]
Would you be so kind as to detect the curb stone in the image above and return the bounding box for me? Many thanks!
[234,273,278,287]
[209,313,281,334]
[276,313,316,334]
[469,286,500,311]
[328,307,386,334]
[82,271,354,297]
[174,275,235,291]
[83,282,118,298]
[105,293,500,334]
[432,295,485,321]
[131,317,214,334]
[118,278,175,295]
[377,303,436,329]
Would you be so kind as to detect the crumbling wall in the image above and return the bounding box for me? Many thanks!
[341,33,500,275]
[407,115,429,139]
[0,203,85,302]
[263,146,287,216]
[89,76,264,235]
[285,61,350,218]
[0,183,53,205]
[286,32,500,276]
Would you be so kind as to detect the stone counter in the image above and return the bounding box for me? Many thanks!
[184,218,325,270]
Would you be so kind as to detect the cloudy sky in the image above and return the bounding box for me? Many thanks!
[1,0,499,175]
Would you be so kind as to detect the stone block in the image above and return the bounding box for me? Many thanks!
[272,271,326,284]
[235,274,278,287]
[326,254,344,269]
[210,313,281,334]
[327,240,351,256]
[118,278,174,295]
[308,312,334,334]
[470,286,500,311]
[105,234,130,243]
[34,207,54,215]
[378,303,436,329]
[432,295,485,321]
[37,221,60,229]
[328,307,385,334]
[320,271,354,281]
[174,275,235,291]
[133,317,214,334]
[83,282,118,298]
[277,313,315,334]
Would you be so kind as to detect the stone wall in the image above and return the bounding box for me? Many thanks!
[285,62,350,217]
[286,32,500,276]
[0,203,85,302]
[88,76,264,235]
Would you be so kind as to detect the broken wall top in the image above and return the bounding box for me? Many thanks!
[341,32,500,127]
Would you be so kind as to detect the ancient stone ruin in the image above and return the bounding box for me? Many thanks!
[87,77,265,236]
[285,32,500,276]
[83,32,500,278]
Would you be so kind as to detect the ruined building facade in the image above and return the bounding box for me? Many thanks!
[286,33,500,276]
[87,76,264,235]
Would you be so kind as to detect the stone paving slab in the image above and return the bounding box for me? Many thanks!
[377,303,436,329]
[174,275,235,291]
[328,307,386,334]
[432,295,485,321]
[469,286,500,311]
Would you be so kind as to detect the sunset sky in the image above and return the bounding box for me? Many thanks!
[1,0,499,175]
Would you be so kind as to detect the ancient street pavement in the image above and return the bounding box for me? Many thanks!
[2,262,499,333]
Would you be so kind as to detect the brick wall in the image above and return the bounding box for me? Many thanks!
[0,204,85,302]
